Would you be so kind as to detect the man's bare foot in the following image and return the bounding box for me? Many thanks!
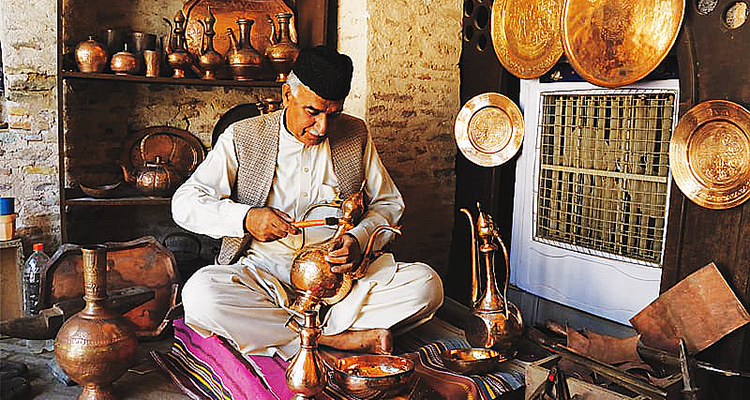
[319,329,393,354]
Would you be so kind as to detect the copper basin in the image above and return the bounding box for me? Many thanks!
[440,347,503,375]
[329,354,415,398]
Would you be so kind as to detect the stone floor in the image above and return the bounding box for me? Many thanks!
[0,335,189,399]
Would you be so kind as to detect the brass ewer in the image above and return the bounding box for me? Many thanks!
[266,12,299,82]
[461,202,523,358]
[289,184,401,313]
[163,10,194,78]
[285,310,327,399]
[226,18,263,80]
[197,7,224,80]
[55,245,139,400]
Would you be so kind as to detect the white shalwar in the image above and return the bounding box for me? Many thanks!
[172,112,444,360]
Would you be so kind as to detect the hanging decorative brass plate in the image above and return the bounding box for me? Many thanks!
[491,0,564,79]
[670,100,750,209]
[455,93,524,167]
[561,0,684,88]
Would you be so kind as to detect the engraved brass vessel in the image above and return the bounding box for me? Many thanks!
[55,245,138,400]
[285,309,327,399]
[491,0,564,79]
[75,36,108,73]
[289,184,401,313]
[226,18,263,80]
[669,100,750,209]
[197,7,224,80]
[266,12,299,82]
[461,203,523,358]
[329,354,415,398]
[562,0,684,88]
[164,10,195,78]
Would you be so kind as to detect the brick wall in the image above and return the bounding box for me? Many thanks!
[0,0,460,276]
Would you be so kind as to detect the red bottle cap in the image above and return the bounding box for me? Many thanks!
[32,243,43,252]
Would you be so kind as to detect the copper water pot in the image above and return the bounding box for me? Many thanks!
[55,245,138,400]
[285,310,326,399]
[75,36,107,73]
[461,203,523,358]
[265,13,299,82]
[163,10,195,78]
[109,44,137,75]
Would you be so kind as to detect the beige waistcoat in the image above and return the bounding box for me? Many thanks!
[216,109,368,265]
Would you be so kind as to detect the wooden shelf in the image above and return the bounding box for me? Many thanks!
[61,71,283,88]
[64,187,171,206]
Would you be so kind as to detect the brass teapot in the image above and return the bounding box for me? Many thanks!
[196,7,224,80]
[289,185,401,313]
[265,12,299,82]
[121,134,183,197]
[461,202,523,358]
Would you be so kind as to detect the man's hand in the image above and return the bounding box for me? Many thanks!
[244,207,300,241]
[327,233,362,274]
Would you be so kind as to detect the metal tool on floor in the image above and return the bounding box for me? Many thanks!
[679,338,700,400]
[528,363,576,400]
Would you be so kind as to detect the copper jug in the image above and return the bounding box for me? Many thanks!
[55,245,138,400]
[461,202,523,358]
[226,18,263,81]
[289,185,401,313]
[285,310,327,399]
[109,43,137,75]
[197,7,224,80]
[163,10,195,78]
[266,13,299,82]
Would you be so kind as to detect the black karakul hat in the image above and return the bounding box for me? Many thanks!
[292,46,353,101]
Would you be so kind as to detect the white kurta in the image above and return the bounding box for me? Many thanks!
[172,111,443,359]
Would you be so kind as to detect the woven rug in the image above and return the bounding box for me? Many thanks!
[151,318,525,399]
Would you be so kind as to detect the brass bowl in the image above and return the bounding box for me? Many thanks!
[78,174,123,198]
[329,354,415,399]
[440,348,503,375]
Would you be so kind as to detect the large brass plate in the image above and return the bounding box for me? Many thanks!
[491,0,564,79]
[562,0,684,88]
[670,100,750,209]
[455,93,524,167]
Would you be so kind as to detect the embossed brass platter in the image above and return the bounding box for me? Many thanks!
[562,0,684,88]
[670,100,750,209]
[491,0,564,79]
[455,93,524,167]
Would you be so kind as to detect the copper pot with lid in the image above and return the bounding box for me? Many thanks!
[121,133,184,197]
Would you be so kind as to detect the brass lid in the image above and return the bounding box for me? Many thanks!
[454,93,524,167]
[562,0,684,88]
[491,0,564,79]
[670,100,750,209]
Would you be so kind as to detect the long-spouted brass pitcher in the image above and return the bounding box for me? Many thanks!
[461,202,523,358]
[289,183,401,313]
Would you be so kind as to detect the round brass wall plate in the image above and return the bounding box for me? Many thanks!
[491,0,564,79]
[455,93,524,167]
[670,100,750,209]
[562,0,684,88]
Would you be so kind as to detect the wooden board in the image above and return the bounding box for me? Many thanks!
[39,236,180,338]
[0,238,24,321]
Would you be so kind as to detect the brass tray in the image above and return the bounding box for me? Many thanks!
[491,0,564,79]
[39,236,180,338]
[120,126,206,178]
[183,0,295,60]
[561,0,684,88]
[670,100,750,209]
[454,93,524,167]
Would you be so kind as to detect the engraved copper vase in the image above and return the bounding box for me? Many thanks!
[265,13,299,82]
[164,10,195,79]
[110,43,137,76]
[226,18,263,81]
[461,203,523,358]
[75,36,108,73]
[285,310,327,399]
[55,244,138,400]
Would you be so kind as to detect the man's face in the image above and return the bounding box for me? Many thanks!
[282,83,345,146]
